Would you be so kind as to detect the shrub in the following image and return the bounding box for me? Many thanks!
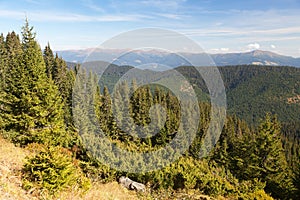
[22,146,91,195]
[141,157,273,199]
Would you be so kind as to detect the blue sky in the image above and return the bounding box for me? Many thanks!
[0,0,299,57]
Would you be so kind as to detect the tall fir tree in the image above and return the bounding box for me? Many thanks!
[226,114,294,199]
[0,33,7,128]
[0,33,7,87]
[43,43,55,79]
[0,20,70,146]
[43,45,75,128]
[254,114,294,199]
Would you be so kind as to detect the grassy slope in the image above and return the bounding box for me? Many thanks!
[0,136,215,200]
[0,136,139,200]
[0,136,36,200]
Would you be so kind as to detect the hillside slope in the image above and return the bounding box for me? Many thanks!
[176,65,300,125]
[78,63,300,126]
[0,137,216,200]
[0,136,140,200]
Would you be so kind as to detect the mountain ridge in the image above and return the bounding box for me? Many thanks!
[58,49,300,68]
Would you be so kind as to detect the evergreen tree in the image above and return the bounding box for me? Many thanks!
[228,114,294,199]
[294,161,300,199]
[0,33,7,88]
[254,114,294,199]
[43,45,75,128]
[0,33,7,128]
[72,67,92,136]
[3,31,23,87]
[43,43,55,79]
[97,86,115,137]
[119,81,136,141]
[0,20,70,146]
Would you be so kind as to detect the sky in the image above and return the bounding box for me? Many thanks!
[0,0,300,57]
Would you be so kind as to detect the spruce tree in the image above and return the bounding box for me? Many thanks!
[97,86,114,136]
[3,31,23,87]
[43,43,55,79]
[0,33,7,87]
[254,114,294,199]
[0,34,7,128]
[227,114,294,199]
[43,45,75,128]
[294,161,300,199]
[0,20,70,146]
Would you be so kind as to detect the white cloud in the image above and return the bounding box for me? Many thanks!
[81,0,105,13]
[0,10,24,19]
[140,0,186,9]
[0,9,147,22]
[271,45,276,49]
[247,43,260,50]
[182,26,300,38]
[156,13,184,19]
[220,48,229,51]
[209,48,230,54]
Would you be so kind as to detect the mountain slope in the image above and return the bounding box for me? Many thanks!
[221,65,300,124]
[76,62,300,126]
[179,65,300,125]
[211,50,300,67]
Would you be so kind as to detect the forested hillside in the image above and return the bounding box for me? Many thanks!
[0,22,299,199]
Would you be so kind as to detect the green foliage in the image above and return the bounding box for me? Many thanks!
[43,44,75,130]
[176,65,300,125]
[212,113,295,199]
[281,121,300,171]
[0,22,299,200]
[293,161,300,199]
[22,146,91,194]
[135,158,271,199]
[0,20,74,147]
[79,158,118,183]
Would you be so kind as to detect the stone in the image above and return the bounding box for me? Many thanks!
[119,176,145,192]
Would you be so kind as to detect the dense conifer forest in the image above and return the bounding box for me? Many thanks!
[0,21,299,199]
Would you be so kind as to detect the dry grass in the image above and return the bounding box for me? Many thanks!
[0,136,217,200]
[0,136,36,200]
[0,136,140,200]
[57,182,140,200]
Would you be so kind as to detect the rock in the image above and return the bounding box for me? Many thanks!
[119,176,145,192]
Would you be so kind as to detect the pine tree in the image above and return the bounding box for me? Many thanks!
[119,81,136,141]
[294,161,300,199]
[97,86,114,137]
[254,114,294,199]
[72,67,94,137]
[0,20,70,146]
[0,33,7,128]
[227,114,294,199]
[43,45,75,128]
[3,31,23,88]
[0,31,23,131]
[43,43,55,79]
[0,33,7,88]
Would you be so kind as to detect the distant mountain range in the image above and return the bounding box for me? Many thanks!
[57,49,300,68]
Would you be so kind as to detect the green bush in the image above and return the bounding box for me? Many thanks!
[79,157,117,183]
[22,146,91,194]
[139,157,272,199]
